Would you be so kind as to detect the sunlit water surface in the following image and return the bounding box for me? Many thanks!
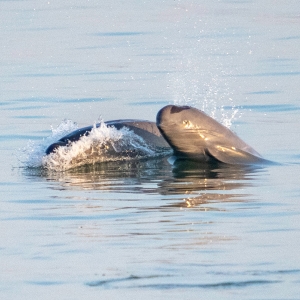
[1,1,300,299]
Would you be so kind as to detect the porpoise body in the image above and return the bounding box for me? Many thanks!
[156,105,265,165]
[46,105,267,166]
[45,119,170,155]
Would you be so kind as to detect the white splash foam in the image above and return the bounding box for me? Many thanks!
[21,119,79,168]
[22,120,163,171]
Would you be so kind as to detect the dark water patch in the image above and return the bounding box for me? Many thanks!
[59,249,90,255]
[0,102,10,106]
[94,31,148,37]
[222,104,300,113]
[4,214,126,222]
[33,129,52,135]
[8,199,54,204]
[84,71,127,76]
[87,276,278,289]
[209,268,300,277]
[26,280,64,286]
[5,105,50,111]
[86,275,170,287]
[0,182,24,186]
[16,73,60,77]
[245,90,281,95]
[253,269,300,276]
[259,58,299,69]
[31,256,53,261]
[235,71,300,77]
[13,71,125,78]
[9,97,57,103]
[41,243,66,248]
[255,228,297,233]
[275,35,300,41]
[13,115,49,119]
[9,97,112,105]
[135,280,279,289]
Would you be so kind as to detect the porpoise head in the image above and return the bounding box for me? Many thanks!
[156,105,213,159]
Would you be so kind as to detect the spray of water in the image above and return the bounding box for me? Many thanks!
[21,119,79,169]
[21,119,166,171]
[168,55,241,129]
[166,20,243,129]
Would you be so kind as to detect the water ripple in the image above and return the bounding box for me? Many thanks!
[95,32,148,37]
[86,275,279,289]
[135,280,279,289]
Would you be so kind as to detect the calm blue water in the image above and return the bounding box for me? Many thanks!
[1,1,300,299]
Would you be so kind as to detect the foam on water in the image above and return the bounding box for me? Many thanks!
[21,119,79,169]
[22,120,165,171]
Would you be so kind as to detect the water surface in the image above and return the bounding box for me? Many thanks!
[1,1,300,299]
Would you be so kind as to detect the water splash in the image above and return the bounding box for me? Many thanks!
[168,57,241,129]
[21,120,167,171]
[21,119,79,169]
[166,28,243,129]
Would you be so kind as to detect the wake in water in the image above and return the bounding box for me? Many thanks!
[22,120,169,171]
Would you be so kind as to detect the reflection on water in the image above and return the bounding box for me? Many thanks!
[24,157,264,211]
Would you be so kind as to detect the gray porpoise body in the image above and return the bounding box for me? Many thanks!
[156,105,265,164]
[45,119,170,155]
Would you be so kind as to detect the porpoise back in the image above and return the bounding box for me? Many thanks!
[45,119,170,155]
